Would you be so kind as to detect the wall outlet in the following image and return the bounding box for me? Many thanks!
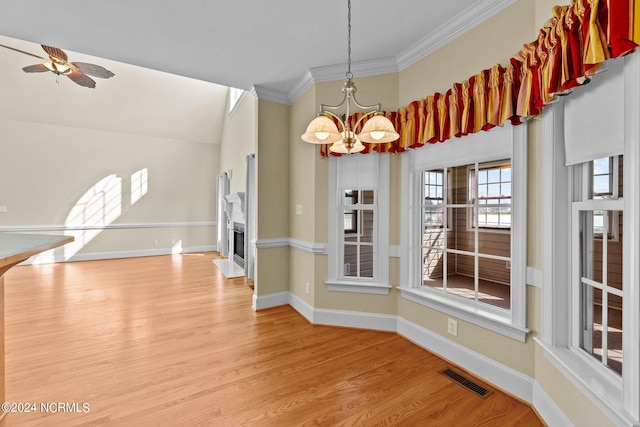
[506,260,511,270]
[171,239,177,245]
[0,206,6,213]
[295,204,303,215]
[153,240,159,246]
[305,282,310,294]
[447,318,458,337]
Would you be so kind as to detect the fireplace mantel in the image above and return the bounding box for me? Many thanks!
[224,192,245,225]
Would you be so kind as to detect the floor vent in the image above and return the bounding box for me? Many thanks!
[441,368,493,399]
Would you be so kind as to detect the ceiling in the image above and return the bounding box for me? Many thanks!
[0,0,516,103]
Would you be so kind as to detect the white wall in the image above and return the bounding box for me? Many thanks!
[0,35,228,260]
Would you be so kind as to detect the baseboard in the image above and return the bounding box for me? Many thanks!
[313,307,397,331]
[396,317,534,403]
[532,381,575,427]
[20,245,218,265]
[255,290,536,406]
[252,291,289,311]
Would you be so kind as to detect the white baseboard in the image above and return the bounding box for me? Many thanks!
[252,291,289,311]
[256,290,540,407]
[532,381,575,427]
[313,307,397,331]
[288,292,315,322]
[396,317,534,403]
[20,245,218,265]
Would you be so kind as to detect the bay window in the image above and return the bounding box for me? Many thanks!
[400,122,528,342]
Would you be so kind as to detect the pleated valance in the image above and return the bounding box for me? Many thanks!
[321,0,640,157]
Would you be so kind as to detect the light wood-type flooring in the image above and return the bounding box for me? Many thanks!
[1,252,543,426]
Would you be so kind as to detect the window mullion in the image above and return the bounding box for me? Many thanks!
[474,162,480,302]
[601,210,609,369]
[443,167,448,291]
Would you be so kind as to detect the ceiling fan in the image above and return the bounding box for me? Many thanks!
[0,43,114,88]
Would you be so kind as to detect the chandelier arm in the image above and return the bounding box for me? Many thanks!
[319,93,349,112]
[350,93,383,112]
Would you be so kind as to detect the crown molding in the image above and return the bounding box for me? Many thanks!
[251,84,291,105]
[255,0,517,105]
[396,0,519,70]
[308,56,399,84]
[286,70,316,105]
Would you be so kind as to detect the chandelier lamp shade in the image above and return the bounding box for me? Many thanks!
[301,0,399,155]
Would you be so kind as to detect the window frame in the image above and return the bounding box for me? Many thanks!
[589,156,621,241]
[326,153,391,295]
[538,53,640,425]
[340,189,376,280]
[228,87,247,116]
[467,160,512,233]
[399,122,529,342]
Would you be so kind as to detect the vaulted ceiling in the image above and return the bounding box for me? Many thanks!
[0,1,516,103]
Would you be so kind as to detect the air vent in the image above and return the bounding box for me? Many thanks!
[441,368,493,398]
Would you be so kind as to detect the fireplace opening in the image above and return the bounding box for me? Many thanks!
[233,222,245,268]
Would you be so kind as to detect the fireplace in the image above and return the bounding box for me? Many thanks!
[233,222,245,268]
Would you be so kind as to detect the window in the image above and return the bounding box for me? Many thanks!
[326,153,391,295]
[228,87,246,115]
[342,190,375,278]
[400,123,528,342]
[539,54,640,426]
[573,156,624,376]
[590,156,621,240]
[468,162,512,229]
[343,190,358,233]
[421,160,512,311]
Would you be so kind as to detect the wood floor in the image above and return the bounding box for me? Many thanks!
[1,252,542,426]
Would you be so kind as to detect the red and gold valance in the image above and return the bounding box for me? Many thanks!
[321,0,640,157]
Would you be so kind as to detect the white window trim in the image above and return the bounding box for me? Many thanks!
[537,53,640,426]
[228,87,247,117]
[589,156,621,242]
[466,160,512,233]
[399,122,529,342]
[339,191,377,280]
[326,153,391,295]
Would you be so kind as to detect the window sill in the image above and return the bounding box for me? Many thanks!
[326,279,392,295]
[399,287,530,342]
[534,338,631,426]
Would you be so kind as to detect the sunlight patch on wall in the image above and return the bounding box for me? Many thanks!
[171,240,183,255]
[131,168,148,205]
[63,174,123,260]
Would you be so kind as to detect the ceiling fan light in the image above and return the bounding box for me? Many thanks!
[302,116,342,144]
[358,115,399,144]
[44,61,71,75]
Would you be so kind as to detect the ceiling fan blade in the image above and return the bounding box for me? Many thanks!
[0,44,46,60]
[72,62,114,79]
[67,70,96,88]
[22,63,50,73]
[41,45,68,63]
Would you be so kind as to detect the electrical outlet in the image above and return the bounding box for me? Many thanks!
[506,260,511,270]
[153,240,159,246]
[305,282,310,294]
[0,206,6,213]
[447,318,458,336]
[296,204,303,215]
[171,239,177,245]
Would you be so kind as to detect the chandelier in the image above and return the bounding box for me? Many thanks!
[301,0,399,154]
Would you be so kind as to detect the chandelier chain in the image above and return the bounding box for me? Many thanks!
[346,0,353,80]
